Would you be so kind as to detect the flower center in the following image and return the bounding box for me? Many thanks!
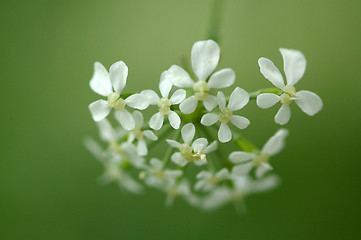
[152,169,166,179]
[109,140,124,155]
[253,153,270,167]
[218,107,233,124]
[132,126,144,140]
[107,92,126,111]
[179,143,201,162]
[283,84,297,97]
[158,97,172,115]
[193,80,210,100]
[207,176,221,185]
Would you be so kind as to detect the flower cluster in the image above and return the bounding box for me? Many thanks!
[85,40,323,211]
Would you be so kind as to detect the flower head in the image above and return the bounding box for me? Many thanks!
[167,40,235,114]
[141,72,186,130]
[88,61,149,129]
[257,49,323,125]
[194,168,230,192]
[166,123,218,166]
[201,87,250,143]
[229,129,289,178]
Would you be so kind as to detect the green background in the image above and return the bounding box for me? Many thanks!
[1,0,360,239]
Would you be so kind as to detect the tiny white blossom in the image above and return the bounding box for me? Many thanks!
[257,49,323,125]
[164,179,200,207]
[96,119,146,169]
[141,72,186,130]
[83,137,143,194]
[88,61,149,129]
[140,158,183,189]
[201,87,250,143]
[229,129,288,178]
[167,40,235,114]
[194,168,230,192]
[127,111,158,156]
[166,123,218,166]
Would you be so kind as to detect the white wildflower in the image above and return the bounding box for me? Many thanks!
[141,71,186,130]
[127,111,158,156]
[229,129,288,178]
[88,61,149,129]
[201,87,250,143]
[194,168,230,192]
[257,49,323,125]
[167,40,235,114]
[166,123,218,166]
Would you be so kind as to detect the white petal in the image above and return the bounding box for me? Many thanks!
[203,140,217,154]
[150,158,163,169]
[89,100,111,122]
[181,123,195,143]
[149,112,164,130]
[230,115,250,130]
[275,105,291,125]
[167,65,194,87]
[168,111,181,129]
[96,119,116,141]
[191,40,220,80]
[203,95,218,111]
[217,91,226,109]
[280,48,306,86]
[218,124,232,143]
[201,113,218,126]
[165,170,183,178]
[170,89,186,105]
[228,87,249,111]
[295,90,323,116]
[258,57,285,89]
[232,163,253,176]
[114,109,135,130]
[109,61,128,94]
[262,129,289,156]
[89,62,112,96]
[255,163,272,178]
[229,151,255,163]
[159,71,172,98]
[166,139,181,148]
[196,171,212,179]
[132,110,144,126]
[194,180,208,191]
[125,94,149,110]
[171,153,188,166]
[208,68,235,88]
[257,93,280,109]
[143,130,158,141]
[216,168,230,178]
[137,140,147,156]
[179,96,198,114]
[140,90,160,105]
[192,138,208,152]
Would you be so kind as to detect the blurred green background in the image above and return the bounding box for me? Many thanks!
[1,0,360,239]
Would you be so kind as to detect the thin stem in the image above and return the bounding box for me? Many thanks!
[162,130,181,169]
[248,87,282,100]
[207,0,225,43]
[147,123,172,149]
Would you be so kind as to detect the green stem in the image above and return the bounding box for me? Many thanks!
[248,87,282,100]
[147,123,171,149]
[207,0,225,43]
[162,130,181,169]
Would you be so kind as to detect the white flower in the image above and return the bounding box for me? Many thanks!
[140,158,183,189]
[257,49,323,125]
[88,61,149,129]
[229,129,288,178]
[194,168,230,192]
[141,72,186,130]
[164,179,200,207]
[201,87,250,143]
[96,119,145,169]
[200,175,279,211]
[83,137,143,194]
[127,111,158,156]
[166,123,218,166]
[167,40,235,114]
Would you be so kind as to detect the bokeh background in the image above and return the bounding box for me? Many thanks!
[1,0,360,239]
